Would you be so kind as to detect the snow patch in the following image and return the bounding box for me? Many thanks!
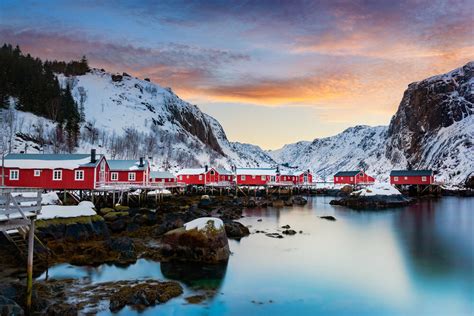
[184,217,224,231]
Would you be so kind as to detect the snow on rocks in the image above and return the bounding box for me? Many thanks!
[38,201,96,220]
[184,217,224,232]
[352,183,401,196]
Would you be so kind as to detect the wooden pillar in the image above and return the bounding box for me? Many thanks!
[91,190,94,204]
[26,219,35,314]
[112,190,116,206]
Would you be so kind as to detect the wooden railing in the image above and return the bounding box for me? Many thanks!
[0,188,42,231]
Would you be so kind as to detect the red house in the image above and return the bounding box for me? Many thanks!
[294,170,313,185]
[1,150,108,190]
[107,158,149,186]
[390,170,434,185]
[236,168,278,186]
[334,170,375,185]
[149,171,176,185]
[176,166,233,185]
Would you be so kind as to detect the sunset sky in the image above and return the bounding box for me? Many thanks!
[1,0,473,149]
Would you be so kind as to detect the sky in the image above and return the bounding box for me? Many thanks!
[0,0,473,149]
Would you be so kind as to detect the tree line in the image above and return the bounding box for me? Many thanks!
[0,43,89,150]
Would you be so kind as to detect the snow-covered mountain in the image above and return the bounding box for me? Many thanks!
[269,62,474,187]
[3,69,276,170]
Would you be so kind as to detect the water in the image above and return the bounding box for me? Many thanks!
[38,196,474,315]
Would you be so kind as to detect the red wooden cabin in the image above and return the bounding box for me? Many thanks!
[150,171,176,185]
[1,150,108,190]
[279,171,297,184]
[294,170,313,185]
[236,168,278,186]
[334,170,375,185]
[389,170,434,185]
[107,158,149,185]
[176,166,233,185]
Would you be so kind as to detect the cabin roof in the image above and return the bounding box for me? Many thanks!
[150,171,175,179]
[4,153,103,169]
[334,171,361,177]
[215,168,233,175]
[108,160,148,171]
[176,168,208,175]
[236,168,277,176]
[390,170,433,176]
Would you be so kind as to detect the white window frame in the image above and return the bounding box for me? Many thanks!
[422,176,427,182]
[271,176,276,182]
[335,177,338,181]
[111,172,118,181]
[241,175,246,180]
[179,175,183,180]
[75,170,84,181]
[199,175,203,180]
[261,175,266,181]
[128,172,136,181]
[34,170,41,177]
[394,177,399,181]
[404,176,408,180]
[53,170,62,181]
[9,169,19,180]
[350,177,354,181]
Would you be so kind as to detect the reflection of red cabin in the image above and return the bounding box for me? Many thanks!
[176,166,233,185]
[334,170,375,185]
[150,171,176,184]
[390,170,434,185]
[107,158,149,185]
[236,168,277,186]
[2,150,108,190]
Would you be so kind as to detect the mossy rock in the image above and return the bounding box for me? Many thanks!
[100,207,114,215]
[36,215,104,228]
[104,211,129,221]
[114,205,130,212]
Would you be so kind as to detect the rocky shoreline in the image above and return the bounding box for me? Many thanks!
[0,194,307,314]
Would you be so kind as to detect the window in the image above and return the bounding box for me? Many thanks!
[350,177,354,181]
[404,176,408,180]
[111,172,118,181]
[199,175,203,180]
[422,176,427,182]
[34,170,41,177]
[162,179,165,183]
[186,175,189,179]
[271,176,276,182]
[75,170,84,181]
[241,175,246,180]
[179,175,183,180]
[335,177,338,181]
[210,170,215,175]
[261,175,266,181]
[9,170,19,180]
[394,177,399,181]
[53,170,62,181]
[252,175,256,179]
[128,172,136,181]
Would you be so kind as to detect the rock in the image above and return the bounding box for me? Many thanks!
[272,200,285,207]
[111,74,123,82]
[247,199,256,207]
[293,196,307,205]
[45,303,77,316]
[282,229,297,235]
[36,215,109,242]
[122,72,130,77]
[265,233,283,239]
[319,216,336,221]
[330,195,413,209]
[114,205,130,212]
[144,78,150,82]
[284,199,293,206]
[109,219,127,232]
[0,295,23,316]
[257,219,262,222]
[281,225,291,229]
[103,211,129,222]
[99,207,114,215]
[108,237,136,263]
[161,218,230,263]
[109,281,183,312]
[340,185,353,195]
[185,295,207,304]
[224,221,250,239]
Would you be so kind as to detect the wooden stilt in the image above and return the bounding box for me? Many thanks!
[26,219,35,314]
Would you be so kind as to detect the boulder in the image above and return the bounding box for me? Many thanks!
[109,219,127,233]
[340,185,353,195]
[103,211,129,222]
[111,74,123,82]
[319,215,336,221]
[160,217,230,263]
[45,303,77,316]
[293,196,308,205]
[109,281,183,313]
[282,229,297,235]
[36,215,109,242]
[330,195,413,209]
[224,221,250,239]
[108,237,136,263]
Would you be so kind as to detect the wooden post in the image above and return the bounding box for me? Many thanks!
[26,219,35,314]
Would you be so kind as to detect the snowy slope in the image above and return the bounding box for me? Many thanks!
[2,69,274,170]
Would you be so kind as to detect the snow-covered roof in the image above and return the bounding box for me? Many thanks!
[215,168,233,175]
[390,170,433,176]
[150,171,175,179]
[236,168,277,176]
[334,171,361,177]
[108,159,148,171]
[4,153,103,169]
[176,168,207,175]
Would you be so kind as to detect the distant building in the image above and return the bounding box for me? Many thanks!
[149,171,176,185]
[1,149,107,189]
[176,166,233,185]
[333,170,375,185]
[236,168,278,186]
[389,170,434,185]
